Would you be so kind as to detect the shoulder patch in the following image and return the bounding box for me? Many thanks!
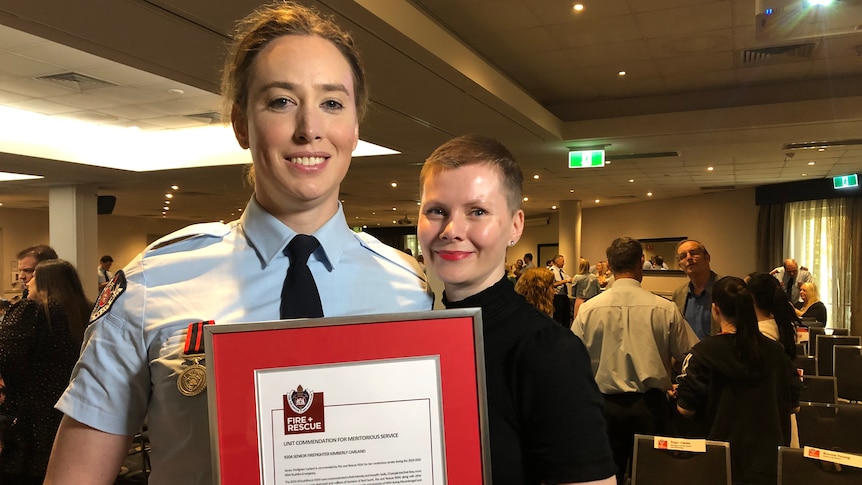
[90,270,127,323]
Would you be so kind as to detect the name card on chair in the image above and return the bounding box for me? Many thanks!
[803,446,862,469]
[654,436,706,452]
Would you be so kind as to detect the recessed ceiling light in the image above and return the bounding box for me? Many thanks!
[533,174,540,179]
[165,193,173,198]
[628,179,634,183]
[647,192,653,197]
[390,182,397,187]
[551,205,557,209]
[163,206,169,210]
[595,199,600,203]
[392,207,397,211]
[818,148,826,152]
[164,200,170,205]
[807,161,815,165]
[801,173,808,176]
[168,88,184,95]
[569,189,575,193]
[171,185,179,190]
[523,197,529,202]
[618,71,626,76]
[573,3,584,11]
[707,166,714,171]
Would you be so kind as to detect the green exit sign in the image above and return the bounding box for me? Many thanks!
[568,149,605,168]
[833,174,859,189]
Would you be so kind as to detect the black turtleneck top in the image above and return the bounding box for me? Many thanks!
[444,275,615,484]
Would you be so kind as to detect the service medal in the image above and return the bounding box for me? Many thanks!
[177,357,206,397]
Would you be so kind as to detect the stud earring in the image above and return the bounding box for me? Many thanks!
[509,241,515,246]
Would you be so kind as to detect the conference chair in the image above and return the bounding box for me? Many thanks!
[630,434,731,485]
[795,402,862,454]
[793,354,817,377]
[815,335,861,376]
[833,345,862,402]
[809,327,851,340]
[778,446,862,484]
[799,376,838,404]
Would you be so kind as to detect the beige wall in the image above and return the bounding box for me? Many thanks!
[1,208,185,301]
[513,188,759,295]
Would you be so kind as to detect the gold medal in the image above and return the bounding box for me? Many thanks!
[177,356,206,397]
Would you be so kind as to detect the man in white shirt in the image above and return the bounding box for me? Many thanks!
[572,237,698,484]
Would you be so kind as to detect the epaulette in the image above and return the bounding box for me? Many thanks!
[354,232,425,280]
[146,222,231,253]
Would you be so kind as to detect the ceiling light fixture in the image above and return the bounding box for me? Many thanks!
[390,182,397,188]
[808,161,815,165]
[523,197,529,201]
[628,179,634,183]
[647,192,653,197]
[707,166,714,171]
[551,205,557,209]
[533,174,539,179]
[618,71,626,76]
[595,199,600,203]
[171,185,179,190]
[573,3,584,11]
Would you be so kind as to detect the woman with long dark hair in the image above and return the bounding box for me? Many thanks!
[676,276,800,485]
[745,272,799,360]
[0,259,89,484]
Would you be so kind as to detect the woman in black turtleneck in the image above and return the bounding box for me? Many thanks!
[417,134,615,485]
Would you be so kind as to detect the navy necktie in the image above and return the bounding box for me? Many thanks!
[280,235,324,319]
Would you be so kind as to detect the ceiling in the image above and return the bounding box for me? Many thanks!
[0,0,861,227]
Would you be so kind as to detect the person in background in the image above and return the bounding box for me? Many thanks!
[745,272,799,361]
[522,252,535,271]
[15,245,58,301]
[572,237,697,485]
[96,255,113,292]
[795,281,827,325]
[570,257,599,317]
[549,254,573,327]
[595,260,613,290]
[770,258,814,307]
[418,133,615,485]
[45,3,432,484]
[672,239,720,340]
[653,255,668,270]
[515,267,555,316]
[0,259,90,484]
[676,277,800,485]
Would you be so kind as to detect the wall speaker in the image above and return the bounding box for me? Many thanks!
[97,195,116,215]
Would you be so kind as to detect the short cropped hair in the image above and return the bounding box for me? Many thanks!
[17,244,58,262]
[606,237,643,274]
[420,134,523,214]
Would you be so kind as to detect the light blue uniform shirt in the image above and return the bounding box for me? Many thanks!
[56,198,432,485]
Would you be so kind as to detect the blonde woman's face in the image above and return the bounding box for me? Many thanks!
[800,287,808,302]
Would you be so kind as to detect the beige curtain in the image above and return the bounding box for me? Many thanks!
[784,198,855,330]
[848,197,862,335]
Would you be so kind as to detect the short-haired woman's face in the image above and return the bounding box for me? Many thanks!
[418,164,524,301]
[232,35,359,216]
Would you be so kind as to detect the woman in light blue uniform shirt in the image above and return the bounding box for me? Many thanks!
[45,3,432,484]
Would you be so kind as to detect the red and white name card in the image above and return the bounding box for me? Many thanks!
[654,436,707,452]
[803,446,862,469]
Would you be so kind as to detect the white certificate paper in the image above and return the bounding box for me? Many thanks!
[255,357,446,485]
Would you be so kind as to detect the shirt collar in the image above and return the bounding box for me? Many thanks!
[240,196,354,270]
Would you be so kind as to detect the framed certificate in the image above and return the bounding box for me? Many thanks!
[204,309,489,484]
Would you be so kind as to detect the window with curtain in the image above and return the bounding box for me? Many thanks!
[784,198,851,328]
